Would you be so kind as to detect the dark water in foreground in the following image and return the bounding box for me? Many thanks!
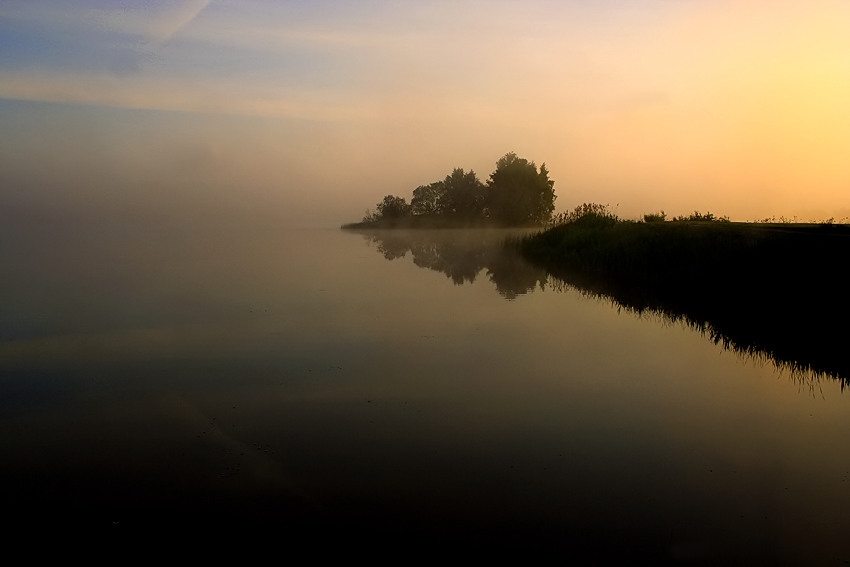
[1,226,848,561]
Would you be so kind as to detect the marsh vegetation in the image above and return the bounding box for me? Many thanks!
[516,204,850,384]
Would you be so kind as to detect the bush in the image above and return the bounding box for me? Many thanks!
[548,203,618,228]
[672,211,730,222]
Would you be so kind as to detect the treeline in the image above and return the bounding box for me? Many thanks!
[357,152,556,227]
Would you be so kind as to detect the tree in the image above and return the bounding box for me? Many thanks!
[438,168,487,220]
[411,181,445,216]
[487,152,556,226]
[375,194,411,219]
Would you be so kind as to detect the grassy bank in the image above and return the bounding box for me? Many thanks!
[516,209,850,383]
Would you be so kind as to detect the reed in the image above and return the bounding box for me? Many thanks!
[515,204,850,384]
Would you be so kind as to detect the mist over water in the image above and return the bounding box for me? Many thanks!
[4,3,850,558]
[1,224,848,561]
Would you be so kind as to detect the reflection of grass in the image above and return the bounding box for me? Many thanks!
[515,207,850,385]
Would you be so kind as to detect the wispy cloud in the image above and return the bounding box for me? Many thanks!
[148,0,212,44]
[2,0,850,221]
[0,69,379,121]
[81,0,213,45]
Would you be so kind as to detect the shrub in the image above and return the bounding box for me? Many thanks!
[643,211,666,223]
[672,211,730,222]
[548,203,618,227]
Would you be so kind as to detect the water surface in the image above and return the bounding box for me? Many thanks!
[1,226,848,562]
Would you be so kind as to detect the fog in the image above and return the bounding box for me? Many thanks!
[3,1,850,228]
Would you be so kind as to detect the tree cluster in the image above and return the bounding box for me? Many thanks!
[363,152,556,227]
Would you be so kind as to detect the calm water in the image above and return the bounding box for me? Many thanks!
[1,225,848,561]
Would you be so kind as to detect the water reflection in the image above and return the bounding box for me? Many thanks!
[2,225,849,560]
[358,228,849,387]
[358,229,547,299]
[533,259,850,389]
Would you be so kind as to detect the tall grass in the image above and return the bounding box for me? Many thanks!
[515,204,850,385]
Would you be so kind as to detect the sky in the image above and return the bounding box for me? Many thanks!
[2,0,850,227]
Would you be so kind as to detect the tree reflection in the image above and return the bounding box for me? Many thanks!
[359,227,848,386]
[370,233,411,261]
[360,229,547,299]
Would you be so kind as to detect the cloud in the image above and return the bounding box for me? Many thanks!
[84,0,212,45]
[3,0,850,222]
[147,0,212,45]
[0,69,380,121]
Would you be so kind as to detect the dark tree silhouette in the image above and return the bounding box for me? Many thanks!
[349,153,558,228]
[487,152,556,226]
[410,169,486,220]
[411,182,444,216]
[375,194,411,219]
[438,168,487,220]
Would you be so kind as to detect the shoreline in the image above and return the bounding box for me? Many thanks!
[517,220,850,383]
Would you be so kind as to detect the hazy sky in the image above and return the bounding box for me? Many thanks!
[2,0,850,226]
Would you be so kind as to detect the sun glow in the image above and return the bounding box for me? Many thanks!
[2,0,849,224]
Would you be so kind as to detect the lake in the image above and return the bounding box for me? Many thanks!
[1,225,848,562]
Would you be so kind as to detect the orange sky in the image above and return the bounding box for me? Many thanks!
[2,0,849,226]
